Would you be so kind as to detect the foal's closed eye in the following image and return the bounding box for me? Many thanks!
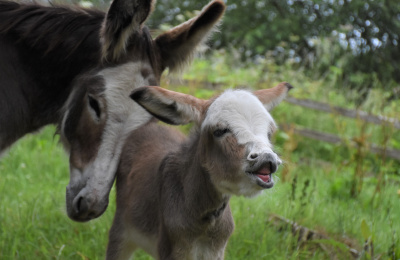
[213,128,230,138]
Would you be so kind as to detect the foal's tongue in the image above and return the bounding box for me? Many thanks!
[257,174,271,183]
[256,167,271,182]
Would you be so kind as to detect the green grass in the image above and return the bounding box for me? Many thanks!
[0,127,112,259]
[1,56,400,259]
[2,127,399,259]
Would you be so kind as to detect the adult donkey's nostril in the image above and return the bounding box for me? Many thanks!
[75,196,89,214]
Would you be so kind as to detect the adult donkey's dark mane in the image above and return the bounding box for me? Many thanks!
[0,0,103,61]
[0,0,107,145]
[0,0,159,74]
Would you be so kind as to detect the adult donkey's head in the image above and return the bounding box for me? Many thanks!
[60,0,225,221]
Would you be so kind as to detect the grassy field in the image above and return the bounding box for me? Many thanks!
[1,56,399,259]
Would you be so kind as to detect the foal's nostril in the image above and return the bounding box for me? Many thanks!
[249,153,259,160]
[270,161,277,173]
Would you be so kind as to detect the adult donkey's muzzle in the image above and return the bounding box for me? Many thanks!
[66,166,114,222]
[66,185,110,222]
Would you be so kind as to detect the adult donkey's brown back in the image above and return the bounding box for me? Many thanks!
[0,0,226,221]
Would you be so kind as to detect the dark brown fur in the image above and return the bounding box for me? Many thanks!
[0,0,159,150]
[0,0,102,150]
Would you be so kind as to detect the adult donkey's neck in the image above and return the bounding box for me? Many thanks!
[0,1,103,150]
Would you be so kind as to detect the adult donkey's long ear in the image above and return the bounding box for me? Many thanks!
[101,0,155,62]
[155,0,226,73]
[253,82,293,111]
[130,86,207,125]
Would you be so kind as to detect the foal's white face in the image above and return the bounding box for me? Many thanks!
[202,90,281,197]
[130,83,292,199]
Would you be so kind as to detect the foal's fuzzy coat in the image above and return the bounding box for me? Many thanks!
[107,83,292,260]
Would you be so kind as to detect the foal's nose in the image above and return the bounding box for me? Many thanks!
[247,152,278,173]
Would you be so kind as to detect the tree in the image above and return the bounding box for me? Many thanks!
[149,0,399,93]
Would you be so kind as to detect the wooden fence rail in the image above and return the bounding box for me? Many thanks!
[284,97,400,161]
[168,79,400,129]
[281,124,400,161]
[285,97,400,129]
[167,79,400,161]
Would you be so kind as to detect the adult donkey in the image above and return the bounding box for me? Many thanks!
[0,0,225,221]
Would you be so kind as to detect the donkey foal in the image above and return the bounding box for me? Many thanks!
[107,82,293,260]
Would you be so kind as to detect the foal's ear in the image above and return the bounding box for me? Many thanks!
[100,0,155,62]
[130,86,207,125]
[155,0,225,73]
[253,82,293,111]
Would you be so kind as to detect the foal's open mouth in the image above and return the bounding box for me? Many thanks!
[246,166,274,188]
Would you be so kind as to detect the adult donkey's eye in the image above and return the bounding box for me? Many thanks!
[88,94,101,120]
[213,128,230,138]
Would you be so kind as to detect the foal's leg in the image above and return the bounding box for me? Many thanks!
[106,221,137,260]
[106,240,137,260]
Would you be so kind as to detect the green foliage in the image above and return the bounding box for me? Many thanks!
[147,0,400,95]
[68,0,400,95]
